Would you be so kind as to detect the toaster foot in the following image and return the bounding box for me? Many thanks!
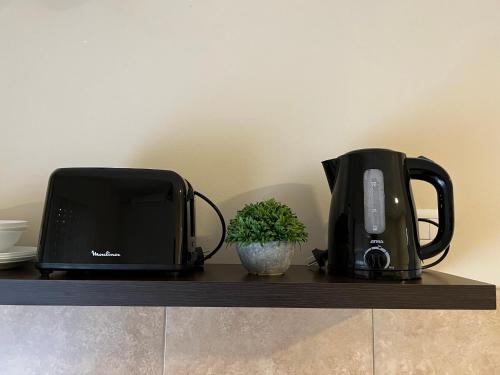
[39,269,52,279]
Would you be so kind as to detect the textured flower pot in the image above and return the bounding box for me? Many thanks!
[236,241,293,275]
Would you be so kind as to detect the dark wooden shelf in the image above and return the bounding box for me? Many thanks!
[0,263,495,309]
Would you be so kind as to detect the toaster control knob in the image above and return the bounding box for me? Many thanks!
[364,247,390,269]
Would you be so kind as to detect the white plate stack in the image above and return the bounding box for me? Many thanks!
[0,246,37,269]
[0,220,36,270]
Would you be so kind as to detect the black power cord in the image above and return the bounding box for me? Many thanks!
[307,218,450,270]
[193,191,226,261]
[308,248,328,268]
[419,218,450,269]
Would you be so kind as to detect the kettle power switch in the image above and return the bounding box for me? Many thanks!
[363,247,390,269]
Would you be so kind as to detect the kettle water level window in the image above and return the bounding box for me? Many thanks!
[363,169,385,234]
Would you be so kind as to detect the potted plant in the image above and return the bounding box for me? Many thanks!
[226,198,308,275]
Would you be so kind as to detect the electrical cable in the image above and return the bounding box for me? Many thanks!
[418,218,450,269]
[193,191,226,261]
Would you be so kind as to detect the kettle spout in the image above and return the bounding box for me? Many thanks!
[322,159,338,192]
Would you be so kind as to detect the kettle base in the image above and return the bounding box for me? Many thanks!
[329,268,421,280]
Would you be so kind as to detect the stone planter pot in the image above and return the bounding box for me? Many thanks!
[236,241,293,275]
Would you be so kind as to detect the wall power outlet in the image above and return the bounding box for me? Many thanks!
[417,209,439,244]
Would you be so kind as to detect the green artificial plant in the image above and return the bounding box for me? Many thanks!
[225,198,308,246]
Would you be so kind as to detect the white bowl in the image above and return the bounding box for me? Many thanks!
[0,228,26,252]
[0,220,28,230]
[0,246,36,259]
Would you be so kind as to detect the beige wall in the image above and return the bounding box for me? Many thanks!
[1,1,499,284]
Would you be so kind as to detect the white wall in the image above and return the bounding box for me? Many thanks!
[1,0,499,284]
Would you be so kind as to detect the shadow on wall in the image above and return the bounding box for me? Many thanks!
[204,184,326,265]
[0,185,326,265]
[1,120,329,257]
[0,202,43,246]
[353,57,500,269]
[132,121,328,265]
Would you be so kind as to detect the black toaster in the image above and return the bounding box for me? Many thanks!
[36,168,225,276]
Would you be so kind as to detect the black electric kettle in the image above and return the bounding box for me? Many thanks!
[321,148,454,280]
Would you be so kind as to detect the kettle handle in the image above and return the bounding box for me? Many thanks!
[406,156,454,260]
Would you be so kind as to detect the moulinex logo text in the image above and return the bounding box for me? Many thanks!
[91,250,121,257]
